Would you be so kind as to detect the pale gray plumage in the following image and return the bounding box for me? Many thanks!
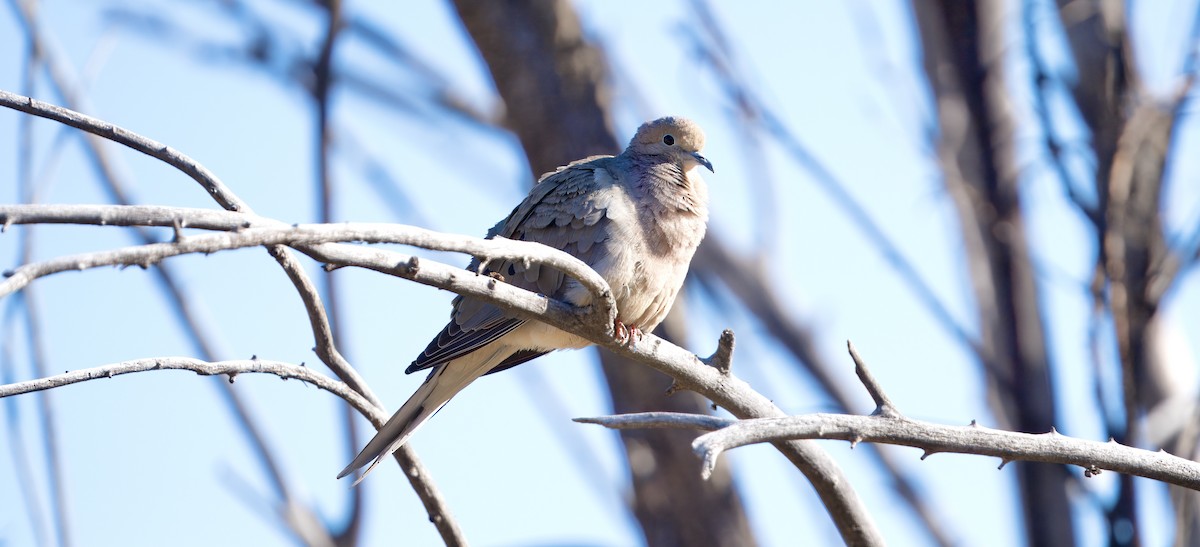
[339,117,712,484]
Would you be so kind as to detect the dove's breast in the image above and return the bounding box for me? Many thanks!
[586,175,708,331]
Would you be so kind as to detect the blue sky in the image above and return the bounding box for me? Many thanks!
[1,1,1198,546]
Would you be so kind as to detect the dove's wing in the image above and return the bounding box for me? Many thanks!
[406,156,623,375]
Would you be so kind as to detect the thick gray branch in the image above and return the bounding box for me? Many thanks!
[698,415,1200,489]
[580,411,1200,491]
[0,203,610,349]
[0,211,617,328]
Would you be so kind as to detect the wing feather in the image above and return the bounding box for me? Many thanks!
[406,156,620,374]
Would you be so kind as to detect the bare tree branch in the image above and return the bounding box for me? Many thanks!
[846,341,897,418]
[693,233,956,547]
[0,358,369,408]
[581,341,1200,490]
[0,201,882,545]
[0,210,618,327]
[0,89,246,212]
[0,71,466,541]
[0,5,322,535]
[0,350,466,547]
[265,245,370,403]
[581,410,1200,492]
[0,203,259,230]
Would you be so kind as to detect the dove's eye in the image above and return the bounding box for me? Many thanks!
[663,134,675,146]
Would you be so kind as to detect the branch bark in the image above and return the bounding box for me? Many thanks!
[580,411,1200,492]
[0,358,370,408]
[0,209,617,329]
[579,342,1200,493]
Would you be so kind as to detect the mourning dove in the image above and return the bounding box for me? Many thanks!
[338,117,713,483]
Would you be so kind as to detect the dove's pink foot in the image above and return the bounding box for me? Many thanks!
[613,318,629,344]
[628,325,644,345]
[613,319,644,347]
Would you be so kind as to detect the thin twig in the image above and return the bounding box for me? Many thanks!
[0,89,246,212]
[265,246,375,405]
[0,10,464,541]
[846,341,897,418]
[266,244,466,547]
[0,355,465,545]
[0,203,261,231]
[0,9,317,538]
[0,358,369,407]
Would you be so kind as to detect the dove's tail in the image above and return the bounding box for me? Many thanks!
[338,344,510,485]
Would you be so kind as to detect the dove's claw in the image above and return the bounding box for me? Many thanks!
[613,318,630,345]
[612,319,644,347]
[628,326,644,346]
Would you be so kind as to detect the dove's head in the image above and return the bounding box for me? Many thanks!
[629,116,714,173]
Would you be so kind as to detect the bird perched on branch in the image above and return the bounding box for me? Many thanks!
[339,117,713,484]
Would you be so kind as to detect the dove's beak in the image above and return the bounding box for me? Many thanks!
[692,152,714,173]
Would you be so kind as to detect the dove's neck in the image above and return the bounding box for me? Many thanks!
[627,161,710,218]
[621,159,710,255]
